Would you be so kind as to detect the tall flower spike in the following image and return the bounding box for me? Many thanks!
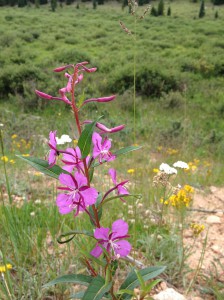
[91,219,131,258]
[92,132,115,163]
[56,173,98,216]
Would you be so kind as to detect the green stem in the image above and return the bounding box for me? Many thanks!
[186,229,209,294]
[133,13,137,144]
[0,129,12,205]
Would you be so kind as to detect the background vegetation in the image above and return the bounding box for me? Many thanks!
[0,0,224,299]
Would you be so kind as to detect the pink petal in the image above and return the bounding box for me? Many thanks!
[35,90,53,100]
[59,174,76,189]
[94,227,110,240]
[118,185,129,195]
[81,187,98,205]
[102,138,111,151]
[92,132,102,147]
[114,240,131,257]
[48,149,57,165]
[112,219,129,239]
[90,245,103,258]
[53,65,72,72]
[108,168,117,185]
[74,172,88,188]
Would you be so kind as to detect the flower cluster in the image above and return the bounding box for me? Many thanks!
[190,223,205,236]
[1,156,15,164]
[161,185,194,208]
[0,264,12,273]
[35,62,131,260]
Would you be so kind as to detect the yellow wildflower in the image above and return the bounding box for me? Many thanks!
[193,159,200,165]
[11,134,17,139]
[184,185,194,193]
[153,168,159,173]
[190,223,205,236]
[127,169,135,174]
[22,154,30,157]
[34,172,42,176]
[1,156,8,163]
[166,185,194,208]
[166,148,179,155]
[10,159,15,164]
[0,264,12,273]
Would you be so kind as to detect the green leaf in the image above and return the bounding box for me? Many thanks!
[43,274,93,288]
[57,230,94,244]
[134,269,145,289]
[100,194,141,207]
[92,145,141,168]
[119,266,166,300]
[78,117,102,159]
[69,291,85,299]
[144,279,161,294]
[114,145,142,156]
[17,155,69,179]
[82,275,112,300]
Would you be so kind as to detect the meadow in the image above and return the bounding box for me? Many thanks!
[0,1,224,299]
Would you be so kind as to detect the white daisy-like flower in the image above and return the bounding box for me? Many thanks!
[56,134,72,145]
[173,161,189,169]
[159,163,177,175]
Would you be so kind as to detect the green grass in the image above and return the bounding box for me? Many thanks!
[0,1,224,299]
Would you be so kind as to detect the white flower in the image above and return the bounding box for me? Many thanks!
[34,199,41,204]
[173,161,189,169]
[159,163,177,175]
[0,123,4,127]
[56,134,72,145]
[30,211,35,217]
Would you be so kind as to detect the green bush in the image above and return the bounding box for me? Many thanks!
[107,65,180,98]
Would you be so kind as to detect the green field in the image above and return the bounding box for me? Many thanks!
[0,1,224,299]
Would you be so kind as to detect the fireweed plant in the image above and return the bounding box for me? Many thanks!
[19,62,165,299]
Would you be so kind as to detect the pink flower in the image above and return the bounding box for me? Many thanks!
[62,146,89,174]
[53,64,72,72]
[96,123,125,134]
[90,219,131,258]
[109,168,129,197]
[92,132,115,163]
[35,90,71,105]
[56,173,98,216]
[48,131,59,166]
[82,95,116,106]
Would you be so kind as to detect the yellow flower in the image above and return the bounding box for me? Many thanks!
[190,223,205,236]
[34,172,42,176]
[184,185,194,193]
[153,168,159,173]
[166,148,179,155]
[10,159,15,164]
[1,156,8,163]
[166,185,194,209]
[0,264,12,273]
[127,169,135,174]
[22,154,30,157]
[11,134,17,139]
[157,146,163,152]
